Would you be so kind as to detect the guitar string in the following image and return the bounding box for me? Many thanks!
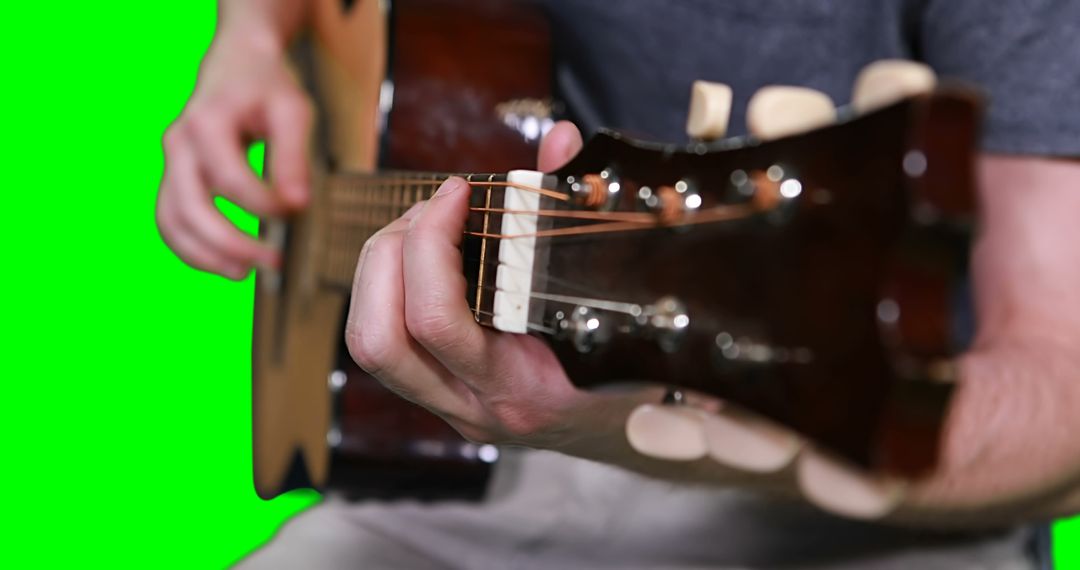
[327,194,770,240]
[471,283,645,317]
[464,304,554,335]
[326,205,657,225]
[329,178,570,201]
[461,255,599,297]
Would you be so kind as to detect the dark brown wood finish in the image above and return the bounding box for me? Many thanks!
[519,89,981,475]
[384,0,552,172]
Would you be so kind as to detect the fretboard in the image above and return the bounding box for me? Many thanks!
[319,170,507,289]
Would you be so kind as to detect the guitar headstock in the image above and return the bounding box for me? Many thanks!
[467,61,983,475]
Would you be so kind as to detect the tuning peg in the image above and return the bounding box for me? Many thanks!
[625,403,709,461]
[686,80,733,140]
[702,409,801,473]
[852,59,937,113]
[796,449,906,519]
[747,86,837,140]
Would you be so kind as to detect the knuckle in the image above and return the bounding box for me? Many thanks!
[454,424,500,446]
[488,402,548,441]
[405,309,464,351]
[356,232,394,274]
[186,109,222,139]
[161,126,186,153]
[171,198,199,231]
[155,204,175,240]
[364,231,392,255]
[345,322,398,378]
[216,168,253,195]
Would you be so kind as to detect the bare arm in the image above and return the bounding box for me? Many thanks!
[216,0,313,48]
[897,155,1080,521]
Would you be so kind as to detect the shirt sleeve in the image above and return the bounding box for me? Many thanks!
[920,0,1080,157]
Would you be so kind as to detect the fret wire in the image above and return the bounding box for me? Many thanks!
[396,177,403,218]
[475,174,494,321]
[393,178,401,220]
[318,171,512,284]
[365,176,374,243]
[344,175,355,280]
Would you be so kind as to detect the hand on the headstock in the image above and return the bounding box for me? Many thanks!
[628,64,941,520]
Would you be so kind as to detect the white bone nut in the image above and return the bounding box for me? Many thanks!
[686,80,733,140]
[852,59,937,113]
[747,86,837,141]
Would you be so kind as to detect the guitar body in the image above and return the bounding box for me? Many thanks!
[253,0,982,501]
[252,0,551,500]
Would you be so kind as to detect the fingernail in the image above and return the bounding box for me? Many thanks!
[434,178,462,198]
[703,411,800,473]
[626,404,709,461]
[797,451,905,519]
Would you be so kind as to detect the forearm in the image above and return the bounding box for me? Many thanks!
[878,155,1080,525]
[892,343,1080,527]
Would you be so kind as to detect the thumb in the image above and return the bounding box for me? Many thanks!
[537,121,583,173]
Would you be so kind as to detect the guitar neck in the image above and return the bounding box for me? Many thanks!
[317,170,510,289]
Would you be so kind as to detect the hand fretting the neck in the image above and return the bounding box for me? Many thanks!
[315,169,555,339]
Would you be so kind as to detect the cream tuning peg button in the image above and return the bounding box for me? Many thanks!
[852,59,937,113]
[702,409,801,473]
[747,86,837,141]
[626,403,709,461]
[796,450,905,519]
[686,80,733,141]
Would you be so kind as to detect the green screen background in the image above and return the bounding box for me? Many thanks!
[0,1,1076,567]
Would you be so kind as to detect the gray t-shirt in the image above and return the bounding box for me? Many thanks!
[545,0,1080,157]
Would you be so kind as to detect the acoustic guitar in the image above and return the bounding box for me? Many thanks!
[251,0,981,500]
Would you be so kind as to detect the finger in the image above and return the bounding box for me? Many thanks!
[537,120,583,172]
[157,190,247,280]
[188,114,286,217]
[351,201,425,281]
[701,407,801,473]
[169,136,280,270]
[402,177,490,377]
[796,447,906,519]
[347,206,485,424]
[266,91,313,208]
[625,404,710,461]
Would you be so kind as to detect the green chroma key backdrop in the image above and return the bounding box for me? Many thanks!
[0,1,1077,568]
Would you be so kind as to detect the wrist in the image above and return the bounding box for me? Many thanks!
[213,18,287,60]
